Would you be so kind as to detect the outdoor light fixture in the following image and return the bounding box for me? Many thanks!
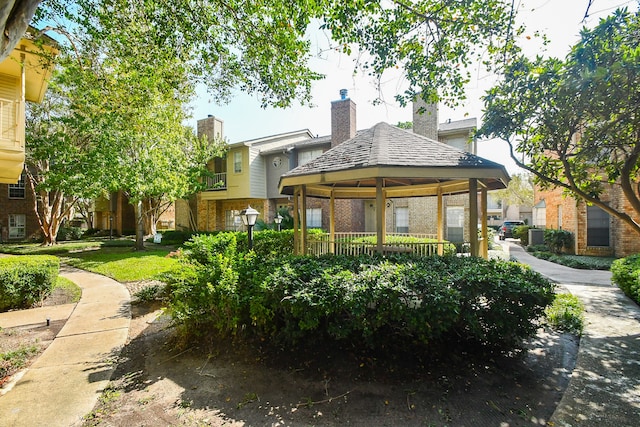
[240,206,259,249]
[274,213,283,232]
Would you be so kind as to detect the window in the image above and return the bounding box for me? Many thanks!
[587,205,609,246]
[557,205,563,229]
[395,207,409,233]
[8,174,25,199]
[8,214,26,239]
[298,149,323,166]
[446,207,464,242]
[306,208,322,228]
[233,151,242,173]
[225,210,241,231]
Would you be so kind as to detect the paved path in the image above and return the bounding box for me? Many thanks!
[0,266,130,427]
[507,243,640,427]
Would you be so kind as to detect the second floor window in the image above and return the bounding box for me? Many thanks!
[8,174,25,199]
[298,149,323,166]
[234,152,242,173]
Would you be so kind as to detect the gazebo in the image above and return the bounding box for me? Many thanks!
[278,122,510,259]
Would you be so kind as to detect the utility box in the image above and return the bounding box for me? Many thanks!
[529,228,544,246]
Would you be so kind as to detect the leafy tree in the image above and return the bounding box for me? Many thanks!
[490,173,533,208]
[25,70,105,245]
[480,9,640,235]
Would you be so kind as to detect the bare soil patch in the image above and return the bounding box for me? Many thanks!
[1,283,579,426]
[82,299,578,426]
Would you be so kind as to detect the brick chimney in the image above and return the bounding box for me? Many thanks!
[412,95,438,140]
[331,89,356,148]
[197,115,224,142]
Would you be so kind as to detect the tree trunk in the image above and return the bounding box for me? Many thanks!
[0,0,42,62]
[134,199,145,250]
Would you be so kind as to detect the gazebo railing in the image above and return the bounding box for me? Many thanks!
[306,232,470,257]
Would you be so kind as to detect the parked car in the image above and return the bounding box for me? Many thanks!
[498,220,525,240]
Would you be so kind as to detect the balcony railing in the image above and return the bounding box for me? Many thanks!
[205,172,227,190]
[306,232,470,257]
[0,97,19,148]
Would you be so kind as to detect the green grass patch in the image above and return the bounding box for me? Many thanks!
[0,342,40,379]
[544,293,584,335]
[62,248,178,282]
[55,276,82,303]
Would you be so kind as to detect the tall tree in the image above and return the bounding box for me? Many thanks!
[480,9,640,235]
[490,173,534,208]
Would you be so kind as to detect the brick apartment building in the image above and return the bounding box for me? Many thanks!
[534,184,640,258]
[176,92,485,244]
[0,172,40,242]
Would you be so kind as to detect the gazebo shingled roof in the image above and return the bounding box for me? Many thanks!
[279,122,509,199]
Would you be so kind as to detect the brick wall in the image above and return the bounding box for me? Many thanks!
[330,95,356,148]
[0,182,40,241]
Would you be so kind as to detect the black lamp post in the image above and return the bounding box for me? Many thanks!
[240,206,259,250]
[274,213,283,232]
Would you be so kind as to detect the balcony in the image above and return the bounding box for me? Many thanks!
[204,172,227,190]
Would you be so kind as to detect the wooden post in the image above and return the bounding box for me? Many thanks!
[301,185,307,255]
[293,187,300,255]
[481,186,488,259]
[437,187,444,256]
[376,178,384,254]
[330,191,335,254]
[469,179,479,257]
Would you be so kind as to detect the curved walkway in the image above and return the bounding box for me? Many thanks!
[0,266,130,427]
[508,243,640,427]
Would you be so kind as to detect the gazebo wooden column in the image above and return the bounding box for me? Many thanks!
[437,187,444,256]
[469,178,479,257]
[329,191,336,254]
[376,178,385,254]
[480,186,488,259]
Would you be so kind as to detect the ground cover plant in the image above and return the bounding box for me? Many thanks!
[612,254,640,304]
[544,293,585,335]
[165,233,556,356]
[526,250,615,271]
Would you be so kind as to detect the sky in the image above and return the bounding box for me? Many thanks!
[188,0,638,174]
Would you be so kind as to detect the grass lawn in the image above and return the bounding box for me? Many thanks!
[0,240,178,283]
[62,248,178,282]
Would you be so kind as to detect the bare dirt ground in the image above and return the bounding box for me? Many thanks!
[2,284,579,426]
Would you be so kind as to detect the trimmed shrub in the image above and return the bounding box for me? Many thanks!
[544,229,574,254]
[612,254,640,304]
[166,250,555,351]
[57,227,84,241]
[0,256,60,311]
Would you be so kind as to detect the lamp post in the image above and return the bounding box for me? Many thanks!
[240,206,259,250]
[274,213,283,232]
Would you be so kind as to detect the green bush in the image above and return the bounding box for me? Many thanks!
[0,256,60,311]
[153,230,197,245]
[57,227,84,241]
[612,254,640,304]
[544,229,574,254]
[512,225,533,246]
[544,293,584,334]
[166,249,555,351]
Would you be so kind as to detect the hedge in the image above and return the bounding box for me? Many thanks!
[166,233,555,351]
[612,254,640,304]
[0,255,60,311]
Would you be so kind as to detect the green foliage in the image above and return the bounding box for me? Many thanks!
[166,250,555,351]
[153,230,197,245]
[55,276,82,303]
[57,227,84,241]
[0,256,60,311]
[0,342,40,380]
[545,293,584,335]
[530,252,614,270]
[512,225,533,246]
[612,255,640,304]
[133,283,168,304]
[480,9,640,236]
[490,173,534,208]
[543,229,574,254]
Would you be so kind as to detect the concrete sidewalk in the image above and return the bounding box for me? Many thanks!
[507,242,640,427]
[0,266,130,426]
